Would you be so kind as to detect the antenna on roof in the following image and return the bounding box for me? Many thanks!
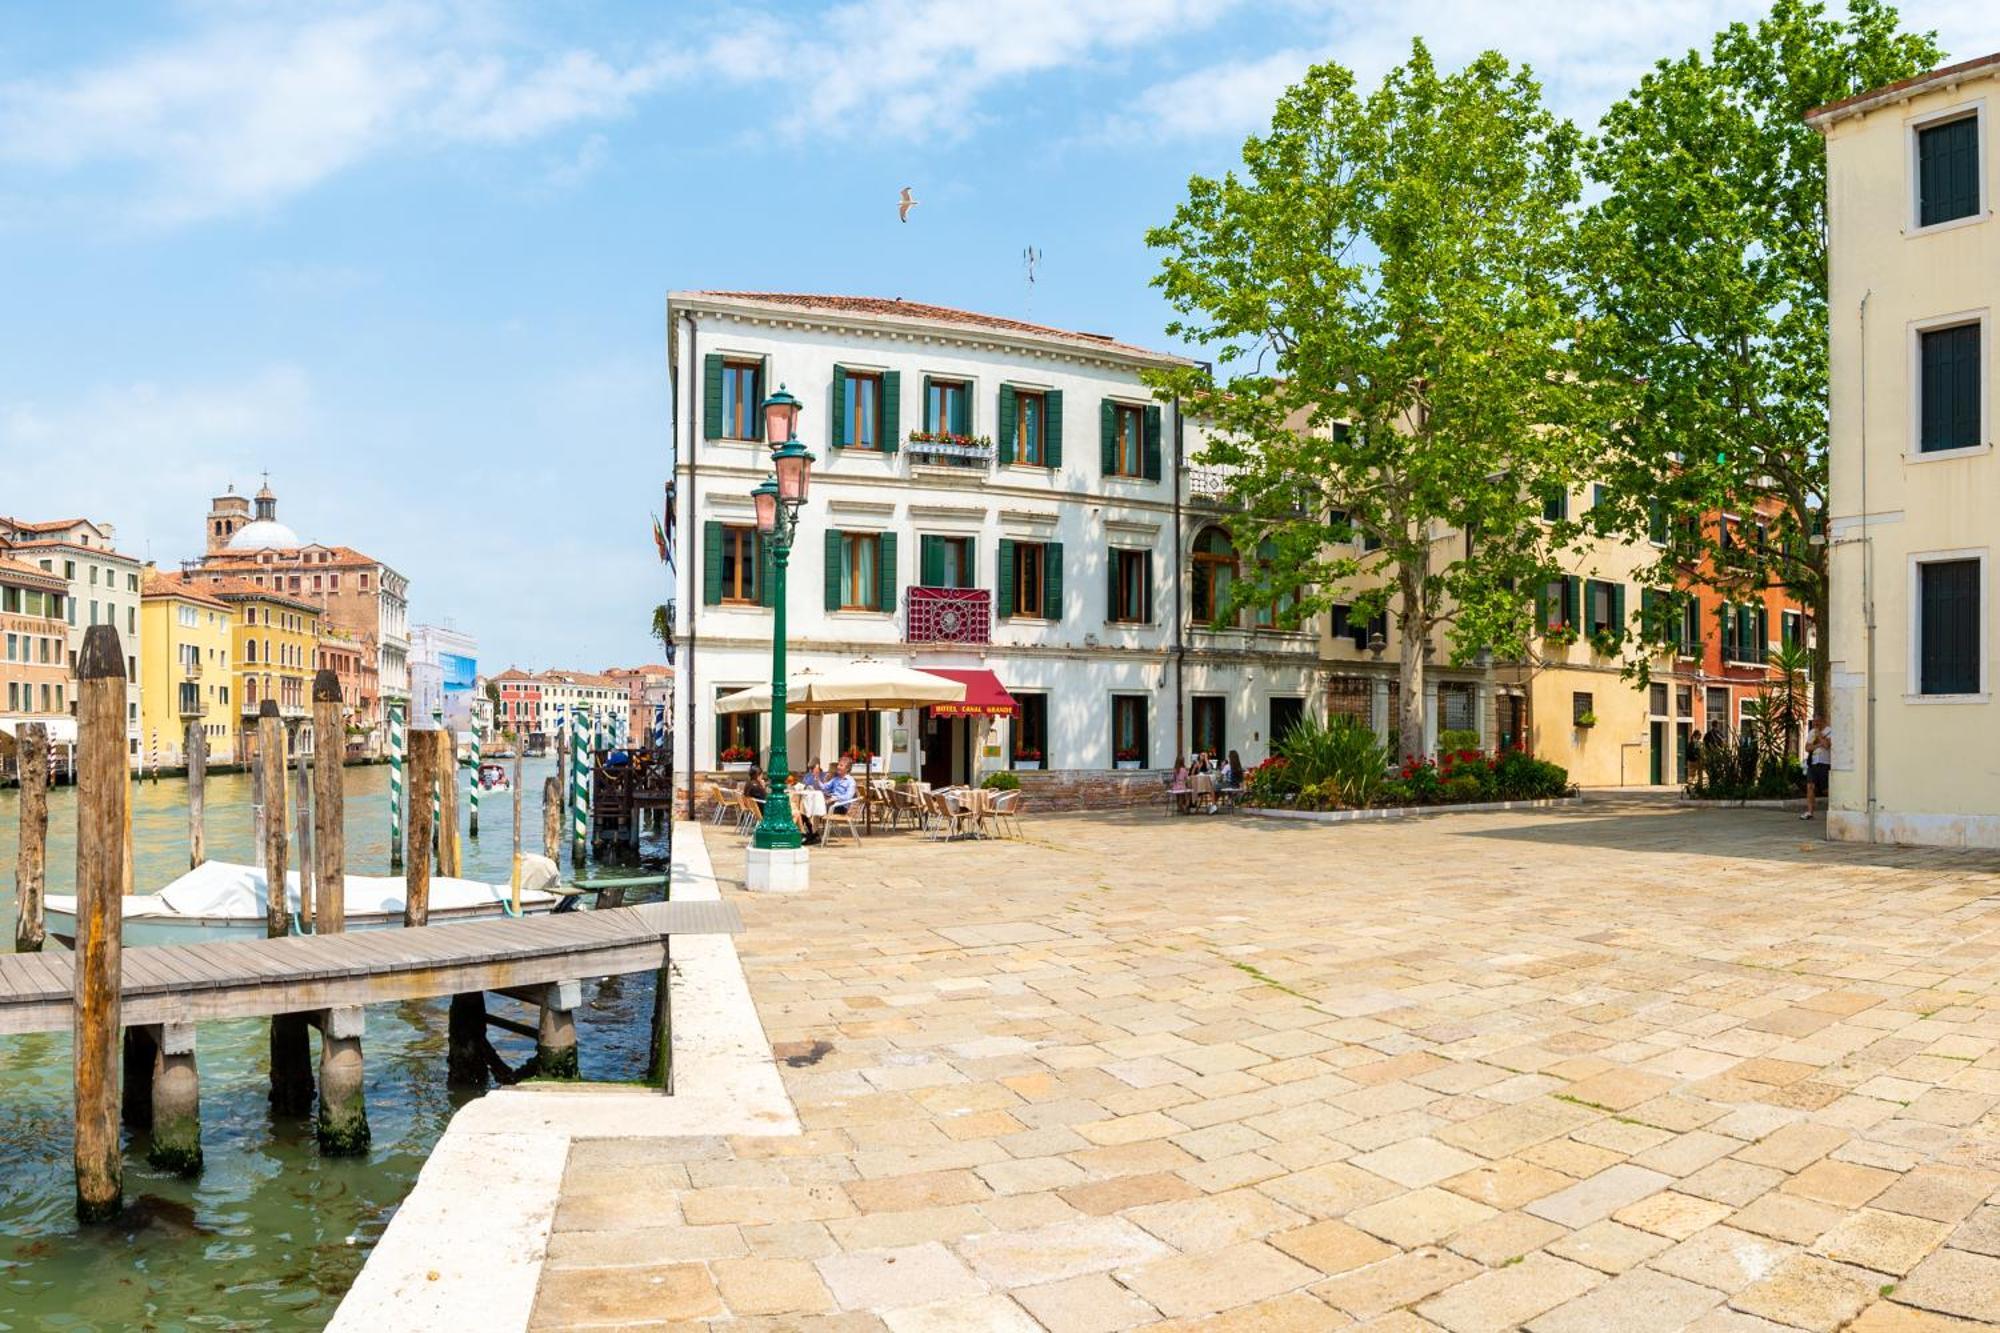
[1023,246,1041,317]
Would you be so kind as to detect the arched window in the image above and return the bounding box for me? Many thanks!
[1190,527,1237,627]
[246,638,257,663]
[245,677,258,707]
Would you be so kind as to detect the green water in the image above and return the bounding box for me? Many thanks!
[0,758,666,1331]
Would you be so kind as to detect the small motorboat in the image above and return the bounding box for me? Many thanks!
[45,856,569,947]
[478,760,511,791]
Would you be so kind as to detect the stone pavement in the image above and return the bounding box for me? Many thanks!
[530,802,2000,1330]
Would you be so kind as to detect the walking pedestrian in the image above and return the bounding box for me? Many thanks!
[1803,716,1831,820]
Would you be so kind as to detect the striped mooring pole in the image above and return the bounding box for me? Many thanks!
[388,705,405,871]
[571,706,589,859]
[467,727,481,838]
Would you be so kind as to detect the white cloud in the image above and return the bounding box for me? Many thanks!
[1122,0,2000,141]
[0,3,688,223]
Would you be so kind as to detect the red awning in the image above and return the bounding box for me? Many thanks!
[918,668,1019,717]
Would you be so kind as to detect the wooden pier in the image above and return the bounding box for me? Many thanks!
[9,629,730,1223]
[587,744,674,864]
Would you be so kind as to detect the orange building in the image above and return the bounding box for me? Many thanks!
[1,551,72,775]
[1678,504,1812,743]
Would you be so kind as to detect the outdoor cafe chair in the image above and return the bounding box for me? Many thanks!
[823,800,864,845]
[989,788,1023,839]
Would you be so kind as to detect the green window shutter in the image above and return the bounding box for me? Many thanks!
[1738,606,1754,657]
[1719,603,1736,659]
[997,386,1017,465]
[702,355,723,440]
[1045,389,1063,469]
[964,537,977,591]
[1143,551,1155,623]
[881,371,901,452]
[922,375,935,432]
[1044,541,1063,622]
[996,538,1015,619]
[1756,605,1769,653]
[830,366,847,448]
[745,713,759,757]
[1144,405,1163,481]
[702,521,724,604]
[1100,398,1116,474]
[877,532,897,611]
[952,386,969,435]
[1561,576,1578,630]
[1610,582,1626,636]
[754,356,770,441]
[1106,552,1119,622]
[824,529,843,611]
[920,535,943,587]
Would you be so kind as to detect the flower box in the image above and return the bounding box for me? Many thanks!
[720,762,751,772]
[1114,760,1142,771]
[1012,760,1042,770]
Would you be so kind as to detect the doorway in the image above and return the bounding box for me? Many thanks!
[1268,696,1304,752]
[1649,720,1666,785]
[920,711,969,786]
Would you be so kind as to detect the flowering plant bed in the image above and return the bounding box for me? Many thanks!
[719,745,756,764]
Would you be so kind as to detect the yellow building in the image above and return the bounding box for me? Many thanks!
[1811,53,2000,846]
[140,569,237,766]
[206,578,321,758]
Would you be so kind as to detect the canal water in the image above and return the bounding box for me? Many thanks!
[0,757,666,1330]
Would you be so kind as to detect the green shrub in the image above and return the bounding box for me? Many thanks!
[1493,750,1573,800]
[1277,715,1388,808]
[1437,729,1481,755]
[1442,773,1484,804]
[980,771,1022,791]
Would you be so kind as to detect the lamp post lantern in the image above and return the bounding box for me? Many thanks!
[748,387,815,864]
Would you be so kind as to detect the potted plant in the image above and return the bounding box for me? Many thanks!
[1012,746,1043,771]
[1573,711,1598,729]
[1113,747,1143,770]
[719,744,755,771]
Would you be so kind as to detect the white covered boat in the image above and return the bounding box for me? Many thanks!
[45,856,568,947]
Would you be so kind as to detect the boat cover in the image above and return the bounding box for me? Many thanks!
[50,856,562,921]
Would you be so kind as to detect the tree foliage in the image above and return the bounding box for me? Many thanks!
[1147,41,1596,758]
[1579,0,1940,697]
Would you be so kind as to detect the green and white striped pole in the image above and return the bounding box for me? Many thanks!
[468,727,481,838]
[431,708,443,862]
[571,706,589,862]
[388,705,404,871]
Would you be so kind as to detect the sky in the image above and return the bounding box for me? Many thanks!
[1,0,1989,671]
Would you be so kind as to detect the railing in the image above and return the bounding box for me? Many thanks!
[903,433,994,470]
[905,587,991,645]
[1188,465,1232,504]
[181,658,202,680]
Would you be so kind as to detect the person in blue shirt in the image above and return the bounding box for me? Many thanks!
[824,762,858,814]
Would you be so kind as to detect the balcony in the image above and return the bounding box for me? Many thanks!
[1188,465,1232,505]
[903,432,994,470]
[178,688,204,719]
[905,587,991,646]
[181,658,203,680]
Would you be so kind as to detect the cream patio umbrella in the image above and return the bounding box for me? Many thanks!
[716,660,967,830]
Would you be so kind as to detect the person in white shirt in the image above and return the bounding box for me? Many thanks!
[1803,717,1831,820]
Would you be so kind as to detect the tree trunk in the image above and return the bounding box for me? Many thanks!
[1396,567,1429,763]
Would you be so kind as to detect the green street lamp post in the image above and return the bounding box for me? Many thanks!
[750,385,815,853]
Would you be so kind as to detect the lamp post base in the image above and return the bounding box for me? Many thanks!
[745,844,810,894]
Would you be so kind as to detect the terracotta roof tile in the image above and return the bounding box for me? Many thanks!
[142,570,231,610]
[0,555,69,589]
[1806,50,2000,125]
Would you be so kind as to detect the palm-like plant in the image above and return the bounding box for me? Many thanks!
[1764,642,1811,757]
[650,605,673,655]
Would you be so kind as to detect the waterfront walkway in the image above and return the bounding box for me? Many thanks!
[520,804,2000,1328]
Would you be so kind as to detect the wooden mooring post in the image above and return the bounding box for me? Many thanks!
[14,721,48,954]
[293,729,314,933]
[74,626,126,1222]
[312,671,368,1153]
[437,727,461,879]
[404,727,436,928]
[259,702,313,1117]
[542,775,561,862]
[186,719,206,869]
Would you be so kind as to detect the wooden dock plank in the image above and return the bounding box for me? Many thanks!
[0,902,738,1036]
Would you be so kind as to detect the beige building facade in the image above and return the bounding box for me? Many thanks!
[1812,53,2000,845]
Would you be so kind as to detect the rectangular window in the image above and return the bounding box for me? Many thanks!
[920,535,975,589]
[1015,391,1045,466]
[836,711,883,760]
[843,371,882,449]
[1542,490,1568,523]
[1190,696,1226,757]
[1110,549,1151,624]
[1269,696,1304,748]
[1650,682,1669,715]
[840,532,882,610]
[1009,541,1046,618]
[1592,484,1609,510]
[716,694,760,761]
[1112,404,1144,477]
[1782,609,1803,651]
[1011,693,1048,766]
[925,378,969,434]
[1675,685,1692,716]
[1111,694,1149,767]
[1919,557,1981,695]
[719,525,761,603]
[1572,692,1594,725]
[1918,113,1981,228]
[1919,322,1982,453]
[721,360,762,439]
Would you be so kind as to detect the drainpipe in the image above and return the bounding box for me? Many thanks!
[1173,388,1187,757]
[1859,289,1876,842]
[681,311,700,821]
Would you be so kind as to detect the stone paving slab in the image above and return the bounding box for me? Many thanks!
[528,806,2000,1329]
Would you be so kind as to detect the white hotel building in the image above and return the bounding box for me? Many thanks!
[668,292,1321,791]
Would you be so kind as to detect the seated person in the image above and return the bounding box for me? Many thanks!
[802,761,827,792]
[824,762,859,814]
[742,767,770,809]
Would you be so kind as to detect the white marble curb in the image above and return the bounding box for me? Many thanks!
[1244,796,1582,823]
[329,820,796,1333]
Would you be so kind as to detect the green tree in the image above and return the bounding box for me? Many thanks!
[650,604,674,657]
[1579,0,1939,705]
[1148,42,1595,759]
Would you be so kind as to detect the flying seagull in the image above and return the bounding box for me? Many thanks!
[898,186,919,223]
